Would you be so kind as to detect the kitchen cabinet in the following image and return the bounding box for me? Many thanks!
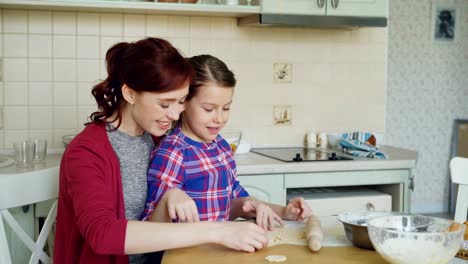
[284,170,411,212]
[289,187,392,216]
[262,0,388,18]
[238,174,286,205]
[238,169,411,213]
[0,0,260,17]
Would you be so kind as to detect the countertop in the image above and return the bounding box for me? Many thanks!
[235,145,418,175]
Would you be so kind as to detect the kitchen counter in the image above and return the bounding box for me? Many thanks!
[235,146,418,175]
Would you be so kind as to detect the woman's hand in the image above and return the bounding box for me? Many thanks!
[216,221,268,252]
[165,188,200,223]
[242,199,284,230]
[283,197,312,221]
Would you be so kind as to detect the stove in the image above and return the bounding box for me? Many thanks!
[251,148,353,162]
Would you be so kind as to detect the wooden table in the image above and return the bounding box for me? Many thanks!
[162,244,388,264]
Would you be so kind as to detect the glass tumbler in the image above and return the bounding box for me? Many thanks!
[32,139,47,163]
[14,141,34,167]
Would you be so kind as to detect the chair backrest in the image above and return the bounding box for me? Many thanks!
[449,157,468,223]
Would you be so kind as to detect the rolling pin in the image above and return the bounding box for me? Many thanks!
[305,215,323,252]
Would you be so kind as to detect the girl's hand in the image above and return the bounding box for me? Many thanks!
[242,199,284,230]
[283,197,312,221]
[216,221,268,252]
[165,188,200,223]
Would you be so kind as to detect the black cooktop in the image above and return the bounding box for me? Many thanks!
[251,148,353,162]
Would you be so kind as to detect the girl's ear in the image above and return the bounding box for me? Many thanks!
[122,84,135,105]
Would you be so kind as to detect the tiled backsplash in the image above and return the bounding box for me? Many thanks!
[0,9,387,149]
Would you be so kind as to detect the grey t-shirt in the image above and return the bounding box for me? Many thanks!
[107,126,155,264]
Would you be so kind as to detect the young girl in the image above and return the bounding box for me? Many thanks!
[141,55,311,230]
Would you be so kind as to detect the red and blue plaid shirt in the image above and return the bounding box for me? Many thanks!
[141,125,249,222]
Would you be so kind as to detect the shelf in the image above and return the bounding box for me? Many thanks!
[0,0,261,17]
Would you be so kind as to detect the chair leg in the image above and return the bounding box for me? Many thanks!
[29,200,57,264]
[46,223,55,260]
[1,209,50,263]
[454,187,468,223]
[0,212,13,264]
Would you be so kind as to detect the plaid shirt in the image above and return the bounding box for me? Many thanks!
[141,125,249,221]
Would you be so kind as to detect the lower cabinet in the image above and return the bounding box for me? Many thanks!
[238,174,286,205]
[288,187,392,216]
[238,169,412,214]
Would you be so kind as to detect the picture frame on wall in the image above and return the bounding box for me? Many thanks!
[431,3,459,42]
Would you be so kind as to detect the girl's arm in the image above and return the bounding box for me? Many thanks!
[230,196,312,226]
[124,220,268,254]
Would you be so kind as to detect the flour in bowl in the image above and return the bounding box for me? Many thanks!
[377,237,459,264]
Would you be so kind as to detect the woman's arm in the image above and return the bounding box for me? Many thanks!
[125,220,268,253]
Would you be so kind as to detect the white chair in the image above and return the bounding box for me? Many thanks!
[449,157,468,223]
[0,158,60,264]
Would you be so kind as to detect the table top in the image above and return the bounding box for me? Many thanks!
[0,154,61,209]
[162,244,388,264]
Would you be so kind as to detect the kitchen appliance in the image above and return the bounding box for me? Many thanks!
[252,147,352,162]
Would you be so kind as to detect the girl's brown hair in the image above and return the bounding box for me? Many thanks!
[89,37,193,129]
[186,54,236,100]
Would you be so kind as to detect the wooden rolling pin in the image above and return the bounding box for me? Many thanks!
[305,215,323,252]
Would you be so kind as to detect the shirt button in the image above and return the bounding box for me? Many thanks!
[226,186,230,191]
[218,156,223,161]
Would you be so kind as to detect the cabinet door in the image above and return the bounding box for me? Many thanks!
[262,0,326,15]
[238,174,285,205]
[326,0,387,17]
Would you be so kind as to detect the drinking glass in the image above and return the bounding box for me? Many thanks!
[32,139,47,163]
[14,141,34,168]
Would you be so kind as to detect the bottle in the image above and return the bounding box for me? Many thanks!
[305,131,317,148]
[318,133,328,149]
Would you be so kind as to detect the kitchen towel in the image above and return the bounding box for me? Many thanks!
[339,132,388,159]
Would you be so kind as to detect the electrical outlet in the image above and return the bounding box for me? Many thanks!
[273,62,292,83]
[273,105,292,125]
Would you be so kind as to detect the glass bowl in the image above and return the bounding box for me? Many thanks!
[221,130,242,154]
[367,214,465,264]
[337,211,392,250]
[62,134,76,148]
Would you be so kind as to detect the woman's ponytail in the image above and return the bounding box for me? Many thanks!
[89,42,131,126]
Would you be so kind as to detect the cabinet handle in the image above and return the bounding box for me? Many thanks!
[366,202,375,211]
[331,0,339,9]
[317,0,325,8]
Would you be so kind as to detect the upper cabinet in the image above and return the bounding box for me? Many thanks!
[0,0,261,17]
[262,0,326,15]
[262,0,387,18]
[326,0,387,17]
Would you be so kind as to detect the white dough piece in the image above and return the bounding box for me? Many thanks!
[267,221,307,247]
[265,255,287,262]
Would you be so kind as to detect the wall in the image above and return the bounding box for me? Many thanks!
[385,0,468,213]
[0,8,387,149]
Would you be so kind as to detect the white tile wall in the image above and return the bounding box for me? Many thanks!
[0,8,387,149]
[29,35,52,58]
[4,34,28,57]
[28,11,52,34]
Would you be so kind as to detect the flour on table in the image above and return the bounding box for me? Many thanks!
[268,221,307,247]
[265,255,287,262]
